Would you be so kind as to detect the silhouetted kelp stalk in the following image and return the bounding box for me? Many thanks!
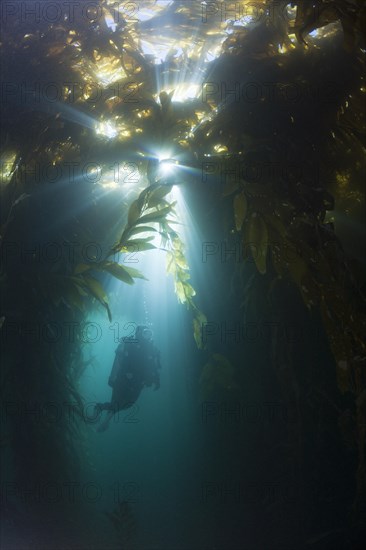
[104,500,137,550]
[197,3,366,533]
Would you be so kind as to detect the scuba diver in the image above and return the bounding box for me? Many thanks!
[94,325,161,432]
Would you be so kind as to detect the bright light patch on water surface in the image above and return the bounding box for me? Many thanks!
[140,40,169,63]
[96,121,118,138]
[93,61,126,86]
[133,0,174,22]
[172,83,200,102]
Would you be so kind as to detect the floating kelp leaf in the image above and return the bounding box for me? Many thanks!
[137,203,175,225]
[147,184,173,208]
[233,191,247,231]
[174,252,189,270]
[100,262,135,285]
[175,280,196,304]
[122,239,157,252]
[193,317,203,349]
[127,225,159,237]
[82,275,112,321]
[122,265,148,281]
[127,199,142,226]
[74,260,143,286]
[193,309,207,349]
[166,251,176,275]
[83,275,109,302]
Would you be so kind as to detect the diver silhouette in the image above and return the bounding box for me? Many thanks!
[94,325,161,432]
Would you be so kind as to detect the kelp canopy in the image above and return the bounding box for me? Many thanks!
[0,0,365,546]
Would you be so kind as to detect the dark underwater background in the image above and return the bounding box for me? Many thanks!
[0,1,365,549]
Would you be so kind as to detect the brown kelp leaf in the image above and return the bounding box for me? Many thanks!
[127,200,142,226]
[127,225,159,237]
[83,275,109,304]
[122,239,157,252]
[193,310,207,349]
[147,185,173,209]
[101,262,135,285]
[137,204,175,225]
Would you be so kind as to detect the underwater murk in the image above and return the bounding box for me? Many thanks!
[0,1,365,549]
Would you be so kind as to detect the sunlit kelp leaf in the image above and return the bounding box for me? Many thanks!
[245,213,268,275]
[193,317,203,348]
[121,239,157,252]
[99,262,135,285]
[175,279,196,304]
[147,185,173,208]
[127,225,159,237]
[82,275,109,302]
[233,191,247,231]
[81,274,112,321]
[137,204,176,225]
[74,260,146,288]
[127,199,142,226]
[122,266,148,281]
[165,250,176,275]
[193,309,207,349]
[175,253,189,271]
